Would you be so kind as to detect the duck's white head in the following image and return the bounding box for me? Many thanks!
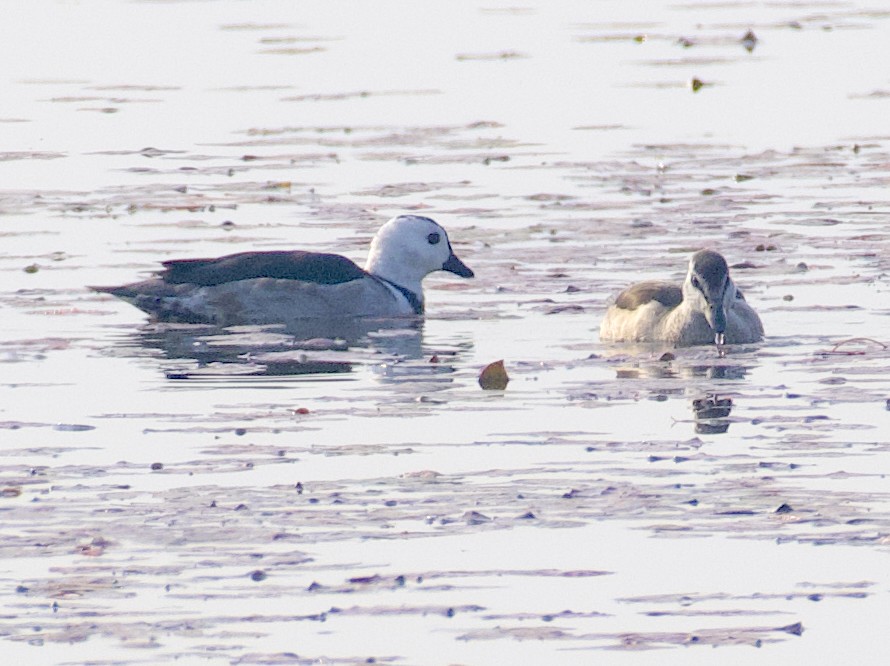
[365,215,474,297]
[681,250,738,344]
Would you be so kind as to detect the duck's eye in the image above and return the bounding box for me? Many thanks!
[691,276,701,290]
[736,289,745,300]
[427,232,441,245]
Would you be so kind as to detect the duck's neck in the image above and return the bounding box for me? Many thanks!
[365,256,425,308]
[376,276,424,314]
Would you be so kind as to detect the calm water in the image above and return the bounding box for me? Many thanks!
[2,1,890,664]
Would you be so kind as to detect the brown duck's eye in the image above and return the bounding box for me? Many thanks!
[427,232,441,245]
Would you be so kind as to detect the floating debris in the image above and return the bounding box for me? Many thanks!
[77,538,107,557]
[479,360,509,390]
[455,51,528,61]
[463,510,492,525]
[53,423,95,432]
[821,338,888,356]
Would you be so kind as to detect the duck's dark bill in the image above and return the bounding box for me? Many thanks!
[443,253,474,278]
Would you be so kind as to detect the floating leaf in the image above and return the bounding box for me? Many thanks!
[741,29,758,52]
[78,544,105,557]
[463,510,492,525]
[690,78,705,92]
[479,360,509,390]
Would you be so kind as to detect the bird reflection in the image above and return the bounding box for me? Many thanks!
[111,317,433,379]
[614,361,749,381]
[692,395,734,434]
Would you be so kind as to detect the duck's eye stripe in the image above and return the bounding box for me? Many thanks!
[427,233,441,245]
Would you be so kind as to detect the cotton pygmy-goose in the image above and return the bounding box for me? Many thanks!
[93,214,474,327]
[599,250,763,346]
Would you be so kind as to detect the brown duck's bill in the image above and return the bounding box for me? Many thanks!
[442,253,474,278]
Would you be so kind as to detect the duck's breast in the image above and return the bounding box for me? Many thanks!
[725,299,764,343]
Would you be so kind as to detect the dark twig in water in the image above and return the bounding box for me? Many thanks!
[824,337,888,355]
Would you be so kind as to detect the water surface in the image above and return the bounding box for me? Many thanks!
[1,1,890,664]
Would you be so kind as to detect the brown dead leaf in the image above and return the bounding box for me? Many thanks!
[479,360,509,390]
